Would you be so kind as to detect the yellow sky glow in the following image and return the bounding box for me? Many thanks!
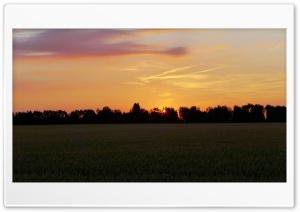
[13,29,286,112]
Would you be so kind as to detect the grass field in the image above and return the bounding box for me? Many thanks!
[13,123,286,182]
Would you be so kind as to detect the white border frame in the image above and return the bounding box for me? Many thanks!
[3,4,294,207]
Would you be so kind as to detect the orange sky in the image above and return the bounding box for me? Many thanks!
[13,29,286,112]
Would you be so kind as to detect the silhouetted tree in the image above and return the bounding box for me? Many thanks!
[81,109,96,123]
[42,110,68,124]
[13,111,34,125]
[233,104,265,122]
[132,103,141,114]
[32,111,44,124]
[265,105,286,122]
[179,106,202,123]
[232,105,246,122]
[207,105,232,123]
[162,107,178,123]
[189,106,202,122]
[126,103,149,123]
[241,104,253,122]
[69,110,84,124]
[149,107,164,123]
[112,109,123,123]
[97,106,113,123]
[179,107,190,122]
[233,104,264,122]
[251,104,265,122]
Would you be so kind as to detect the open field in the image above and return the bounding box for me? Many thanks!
[13,123,286,182]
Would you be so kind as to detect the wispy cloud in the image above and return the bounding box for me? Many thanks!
[140,65,197,82]
[139,65,227,83]
[158,92,171,97]
[139,62,170,69]
[13,29,188,58]
[194,66,226,73]
[124,82,146,86]
[123,68,139,71]
[165,98,174,102]
[267,44,282,51]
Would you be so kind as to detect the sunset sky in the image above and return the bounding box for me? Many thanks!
[13,29,286,113]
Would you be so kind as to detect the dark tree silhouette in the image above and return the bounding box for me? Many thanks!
[265,105,286,122]
[251,104,265,122]
[241,104,252,122]
[12,103,287,125]
[81,109,97,123]
[69,110,84,124]
[179,107,190,122]
[13,111,34,125]
[42,110,68,124]
[233,104,264,122]
[112,109,123,123]
[162,107,178,123]
[189,106,202,122]
[149,107,164,123]
[179,106,202,123]
[125,103,150,123]
[132,103,141,114]
[207,105,232,123]
[97,106,114,123]
[32,111,44,124]
[233,105,246,122]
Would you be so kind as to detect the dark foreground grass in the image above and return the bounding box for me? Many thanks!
[13,123,286,182]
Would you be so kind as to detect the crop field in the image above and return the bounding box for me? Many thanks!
[13,123,286,182]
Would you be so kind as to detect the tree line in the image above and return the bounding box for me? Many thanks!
[13,103,286,125]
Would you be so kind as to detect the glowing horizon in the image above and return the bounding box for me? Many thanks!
[13,29,286,113]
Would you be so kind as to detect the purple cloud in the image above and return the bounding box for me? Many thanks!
[162,47,187,56]
[13,29,187,58]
